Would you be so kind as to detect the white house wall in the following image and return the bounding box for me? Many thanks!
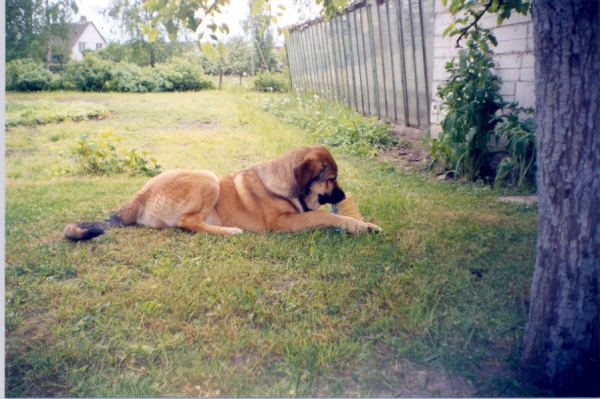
[430,1,535,137]
[71,25,106,61]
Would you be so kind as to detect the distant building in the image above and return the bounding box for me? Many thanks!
[67,16,107,60]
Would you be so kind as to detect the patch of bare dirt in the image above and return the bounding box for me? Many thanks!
[384,361,476,397]
[5,149,34,158]
[176,117,219,131]
[378,125,433,173]
[6,311,58,353]
[498,195,538,206]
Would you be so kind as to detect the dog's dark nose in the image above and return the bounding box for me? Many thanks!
[319,187,345,204]
[331,187,346,204]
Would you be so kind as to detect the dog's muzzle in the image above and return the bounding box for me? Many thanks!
[319,187,346,205]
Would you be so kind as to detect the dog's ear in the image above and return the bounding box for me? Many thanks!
[293,155,323,191]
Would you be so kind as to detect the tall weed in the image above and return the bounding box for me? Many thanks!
[432,40,537,190]
[58,132,163,176]
[494,112,536,188]
[431,40,506,181]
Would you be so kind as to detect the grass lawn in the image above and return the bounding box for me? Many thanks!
[5,83,538,397]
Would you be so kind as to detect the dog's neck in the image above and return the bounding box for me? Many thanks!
[253,161,307,213]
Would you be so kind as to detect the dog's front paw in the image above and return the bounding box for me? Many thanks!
[364,222,382,233]
[222,227,244,235]
[344,217,382,234]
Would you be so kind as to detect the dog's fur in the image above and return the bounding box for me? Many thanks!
[64,145,381,241]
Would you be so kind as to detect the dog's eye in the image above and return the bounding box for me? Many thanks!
[328,178,336,183]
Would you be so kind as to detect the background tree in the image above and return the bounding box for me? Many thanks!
[202,35,251,88]
[226,36,252,83]
[441,0,599,394]
[519,1,599,394]
[242,11,277,74]
[103,0,161,66]
[6,0,77,68]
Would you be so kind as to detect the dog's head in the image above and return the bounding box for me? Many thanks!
[293,145,345,211]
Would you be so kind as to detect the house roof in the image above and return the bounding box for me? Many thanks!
[68,21,107,49]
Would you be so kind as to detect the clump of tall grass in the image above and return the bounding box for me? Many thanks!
[5,100,110,127]
[262,94,397,156]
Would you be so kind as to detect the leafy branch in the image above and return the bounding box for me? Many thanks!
[441,0,530,51]
[142,0,288,58]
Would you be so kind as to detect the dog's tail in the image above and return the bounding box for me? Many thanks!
[64,198,141,241]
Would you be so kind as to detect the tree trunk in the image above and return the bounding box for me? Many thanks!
[45,0,52,70]
[219,71,223,90]
[520,1,600,396]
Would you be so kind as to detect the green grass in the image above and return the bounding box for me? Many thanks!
[5,86,538,397]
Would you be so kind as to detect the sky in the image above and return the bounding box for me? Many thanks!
[75,0,320,43]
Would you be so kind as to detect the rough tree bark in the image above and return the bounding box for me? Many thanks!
[520,0,600,396]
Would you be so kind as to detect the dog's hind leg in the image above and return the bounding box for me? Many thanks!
[177,213,244,236]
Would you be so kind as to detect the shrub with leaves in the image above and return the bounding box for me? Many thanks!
[431,40,507,181]
[59,133,163,177]
[154,57,214,91]
[494,111,536,188]
[254,70,290,92]
[105,62,157,93]
[6,59,54,92]
[62,54,113,92]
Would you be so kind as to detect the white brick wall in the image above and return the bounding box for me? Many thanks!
[430,1,534,137]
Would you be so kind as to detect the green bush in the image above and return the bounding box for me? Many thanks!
[154,57,214,91]
[494,111,536,188]
[432,40,536,189]
[8,54,213,93]
[6,59,53,92]
[431,40,506,181]
[62,54,113,92]
[254,70,290,92]
[105,62,157,93]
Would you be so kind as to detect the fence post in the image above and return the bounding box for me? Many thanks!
[300,28,312,92]
[396,0,410,126]
[376,1,389,121]
[359,7,372,116]
[320,22,334,98]
[347,10,359,111]
[352,10,366,116]
[417,0,431,125]
[407,0,421,126]
[385,0,399,124]
[338,15,352,108]
[329,20,341,101]
[367,0,381,118]
[285,35,295,91]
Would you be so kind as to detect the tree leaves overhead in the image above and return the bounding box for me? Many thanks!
[143,0,234,57]
[141,0,334,56]
[200,41,218,59]
[441,0,530,48]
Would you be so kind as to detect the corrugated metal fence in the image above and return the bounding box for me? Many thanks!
[286,0,434,130]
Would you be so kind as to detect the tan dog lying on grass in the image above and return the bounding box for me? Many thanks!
[64,145,382,241]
